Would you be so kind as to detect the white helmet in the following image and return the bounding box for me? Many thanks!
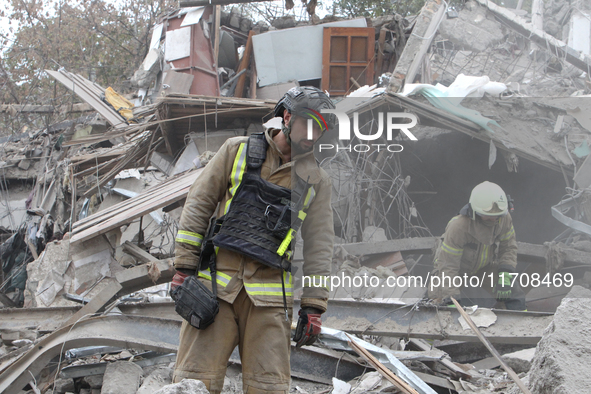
[469,181,508,219]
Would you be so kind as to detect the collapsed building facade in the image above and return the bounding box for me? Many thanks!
[1,0,591,392]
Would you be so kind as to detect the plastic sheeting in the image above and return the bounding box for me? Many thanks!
[401,74,506,133]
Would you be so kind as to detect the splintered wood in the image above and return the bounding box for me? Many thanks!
[346,333,420,394]
[70,168,204,245]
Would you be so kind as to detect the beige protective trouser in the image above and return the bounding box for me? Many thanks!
[172,288,292,394]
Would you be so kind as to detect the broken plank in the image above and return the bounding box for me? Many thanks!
[73,170,197,231]
[122,241,158,264]
[347,334,420,394]
[71,168,203,243]
[451,298,532,394]
[114,259,175,296]
[62,280,123,328]
[46,70,127,129]
[71,185,192,244]
[234,31,255,98]
[387,0,444,92]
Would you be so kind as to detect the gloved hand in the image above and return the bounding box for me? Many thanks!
[293,307,322,347]
[170,269,195,298]
[496,271,513,301]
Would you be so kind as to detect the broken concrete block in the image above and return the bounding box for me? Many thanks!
[53,378,75,393]
[528,286,591,393]
[137,367,173,394]
[100,361,144,394]
[1,331,20,345]
[17,160,30,170]
[501,348,536,374]
[362,226,387,243]
[438,3,505,52]
[152,379,209,394]
[229,14,240,28]
[271,16,296,29]
[82,374,103,389]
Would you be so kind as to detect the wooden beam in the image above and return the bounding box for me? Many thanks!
[0,103,92,114]
[451,297,533,394]
[63,280,123,327]
[122,241,158,264]
[347,334,420,394]
[387,0,444,92]
[157,105,176,157]
[213,5,222,69]
[250,56,258,99]
[235,31,255,98]
[376,28,387,81]
[46,70,127,129]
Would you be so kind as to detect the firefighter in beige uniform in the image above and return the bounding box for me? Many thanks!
[170,87,335,393]
[429,181,526,310]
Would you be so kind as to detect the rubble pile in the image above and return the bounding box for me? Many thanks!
[527,286,591,393]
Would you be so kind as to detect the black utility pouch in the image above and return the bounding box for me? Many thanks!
[171,275,219,330]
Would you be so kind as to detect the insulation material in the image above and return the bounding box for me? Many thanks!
[104,87,134,121]
[401,74,506,132]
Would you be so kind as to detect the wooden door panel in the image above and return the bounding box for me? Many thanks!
[322,27,375,96]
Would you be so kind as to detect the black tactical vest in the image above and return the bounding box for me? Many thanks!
[213,133,310,271]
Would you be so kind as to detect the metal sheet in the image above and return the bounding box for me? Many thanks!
[181,7,205,27]
[150,23,164,49]
[253,18,367,87]
[165,27,192,61]
[321,326,437,394]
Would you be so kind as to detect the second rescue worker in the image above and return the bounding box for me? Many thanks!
[429,181,526,310]
[170,87,336,393]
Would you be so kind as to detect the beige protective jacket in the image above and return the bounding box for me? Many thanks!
[174,129,333,312]
[431,213,517,299]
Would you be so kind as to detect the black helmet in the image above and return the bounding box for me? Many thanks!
[274,86,336,132]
